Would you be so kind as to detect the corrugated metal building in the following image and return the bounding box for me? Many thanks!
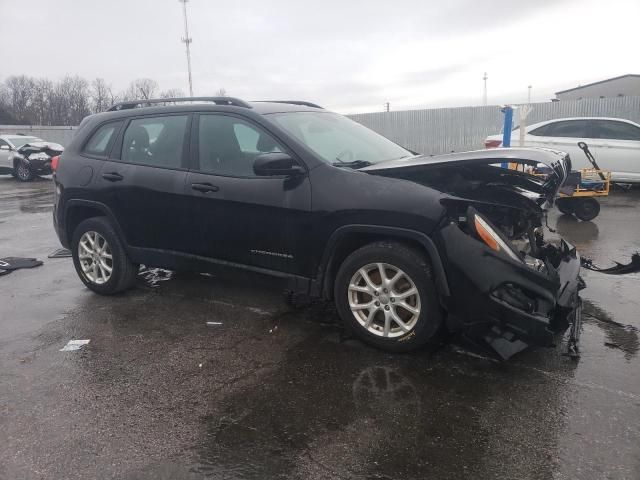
[555,74,640,101]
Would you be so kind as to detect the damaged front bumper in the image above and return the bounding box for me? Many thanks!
[436,222,584,360]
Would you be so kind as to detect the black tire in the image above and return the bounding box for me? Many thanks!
[573,198,600,221]
[71,216,139,295]
[14,159,34,182]
[556,198,574,215]
[334,241,443,353]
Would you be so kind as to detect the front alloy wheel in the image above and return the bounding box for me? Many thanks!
[78,231,113,285]
[15,160,34,182]
[334,241,443,352]
[348,263,421,338]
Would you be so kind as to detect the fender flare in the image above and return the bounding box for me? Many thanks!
[64,199,129,247]
[316,224,450,298]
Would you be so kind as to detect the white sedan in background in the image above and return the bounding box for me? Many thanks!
[485,117,640,183]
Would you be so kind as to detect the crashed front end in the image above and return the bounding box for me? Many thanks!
[366,148,584,359]
[435,203,583,359]
[15,141,64,175]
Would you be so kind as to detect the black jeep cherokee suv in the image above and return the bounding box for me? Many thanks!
[53,97,583,359]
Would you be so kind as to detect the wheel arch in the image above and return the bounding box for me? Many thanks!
[65,200,128,250]
[316,225,450,301]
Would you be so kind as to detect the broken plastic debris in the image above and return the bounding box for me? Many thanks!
[206,321,222,326]
[48,248,72,258]
[581,252,640,275]
[198,363,203,368]
[60,339,90,351]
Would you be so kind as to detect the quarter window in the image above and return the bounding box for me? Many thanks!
[529,124,553,136]
[198,115,283,177]
[591,120,640,141]
[83,122,121,156]
[121,115,188,168]
[547,120,589,138]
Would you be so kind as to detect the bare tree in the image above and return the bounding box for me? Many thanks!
[215,87,227,97]
[159,88,186,99]
[91,78,114,113]
[122,78,159,101]
[31,78,53,125]
[5,75,36,123]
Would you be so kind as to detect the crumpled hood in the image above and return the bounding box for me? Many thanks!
[17,141,64,157]
[361,147,571,208]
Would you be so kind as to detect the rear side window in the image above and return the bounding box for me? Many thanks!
[83,122,121,156]
[547,120,589,138]
[591,120,640,141]
[121,115,188,168]
[529,124,553,136]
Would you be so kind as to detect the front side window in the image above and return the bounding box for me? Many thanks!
[198,115,283,177]
[83,122,121,156]
[121,115,188,168]
[591,120,640,141]
[547,120,589,138]
[269,111,411,165]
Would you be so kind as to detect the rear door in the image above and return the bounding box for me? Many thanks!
[589,119,640,182]
[541,120,591,169]
[185,113,312,275]
[98,114,193,253]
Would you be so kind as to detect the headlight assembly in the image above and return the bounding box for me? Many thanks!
[468,207,523,263]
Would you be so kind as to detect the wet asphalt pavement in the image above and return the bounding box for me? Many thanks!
[1,177,639,480]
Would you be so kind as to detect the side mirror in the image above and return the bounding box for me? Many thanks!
[0,145,10,151]
[253,152,304,177]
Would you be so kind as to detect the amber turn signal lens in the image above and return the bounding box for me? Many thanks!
[474,215,500,252]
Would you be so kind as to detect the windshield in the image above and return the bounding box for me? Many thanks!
[9,136,42,148]
[269,111,411,165]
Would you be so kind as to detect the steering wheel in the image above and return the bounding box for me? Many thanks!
[336,150,354,162]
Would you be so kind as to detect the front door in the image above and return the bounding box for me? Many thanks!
[98,114,192,253]
[186,113,311,275]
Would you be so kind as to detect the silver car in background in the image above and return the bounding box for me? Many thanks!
[0,134,63,181]
[484,117,640,183]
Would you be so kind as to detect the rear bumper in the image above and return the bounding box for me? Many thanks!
[437,223,583,358]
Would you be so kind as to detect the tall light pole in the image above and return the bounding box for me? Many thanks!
[528,85,532,104]
[482,72,488,106]
[179,0,194,97]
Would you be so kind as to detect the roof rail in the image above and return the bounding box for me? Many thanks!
[255,100,324,109]
[107,96,252,111]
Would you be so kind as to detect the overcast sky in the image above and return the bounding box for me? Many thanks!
[2,0,638,113]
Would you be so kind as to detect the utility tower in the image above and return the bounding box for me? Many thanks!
[528,85,532,104]
[179,0,194,97]
[482,72,488,106]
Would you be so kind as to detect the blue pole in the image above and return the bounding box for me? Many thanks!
[502,106,513,147]
[501,106,513,168]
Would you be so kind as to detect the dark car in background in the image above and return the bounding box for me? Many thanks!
[52,97,583,359]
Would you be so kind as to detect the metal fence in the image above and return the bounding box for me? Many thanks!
[348,96,640,155]
[0,125,78,147]
[2,96,639,152]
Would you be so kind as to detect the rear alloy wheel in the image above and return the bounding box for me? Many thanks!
[71,217,138,295]
[573,198,600,221]
[15,160,34,182]
[334,241,443,352]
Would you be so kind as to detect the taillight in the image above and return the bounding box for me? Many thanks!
[51,155,60,171]
[484,139,502,149]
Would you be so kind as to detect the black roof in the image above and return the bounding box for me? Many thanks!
[555,74,640,95]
